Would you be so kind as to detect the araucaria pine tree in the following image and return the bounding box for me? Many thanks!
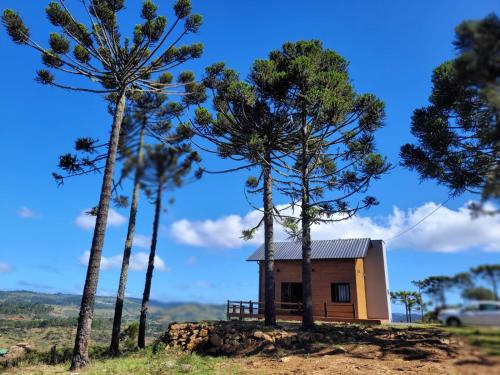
[2,0,203,369]
[400,15,499,213]
[138,143,201,348]
[261,41,389,328]
[471,264,500,300]
[193,62,296,326]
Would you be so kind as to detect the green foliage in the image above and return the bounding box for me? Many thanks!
[174,0,192,19]
[142,16,167,42]
[462,287,496,301]
[0,301,52,315]
[158,72,173,84]
[401,14,500,202]
[120,322,140,350]
[255,40,389,231]
[45,3,71,27]
[5,0,204,94]
[390,291,424,322]
[453,272,473,290]
[416,271,478,308]
[141,1,158,21]
[418,276,454,308]
[471,264,500,299]
[42,51,63,68]
[246,176,259,189]
[35,70,55,85]
[185,14,203,33]
[2,9,29,44]
[49,33,70,54]
[444,326,500,356]
[73,45,90,63]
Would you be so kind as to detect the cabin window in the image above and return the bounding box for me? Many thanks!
[281,282,302,303]
[331,283,350,303]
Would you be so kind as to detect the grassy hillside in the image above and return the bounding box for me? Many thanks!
[0,290,225,321]
[0,290,225,350]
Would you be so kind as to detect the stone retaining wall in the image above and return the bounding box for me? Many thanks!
[158,321,328,355]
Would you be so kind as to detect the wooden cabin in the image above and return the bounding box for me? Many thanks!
[228,238,391,323]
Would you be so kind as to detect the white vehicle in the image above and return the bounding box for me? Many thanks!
[438,301,500,326]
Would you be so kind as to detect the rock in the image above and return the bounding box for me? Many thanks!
[209,333,223,347]
[333,345,347,354]
[16,342,31,350]
[253,330,273,342]
[199,328,209,337]
[263,344,276,353]
[180,364,193,373]
[170,323,188,330]
[207,347,218,354]
[253,330,265,339]
[164,360,175,369]
[280,356,291,363]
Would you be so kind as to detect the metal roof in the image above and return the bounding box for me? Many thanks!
[247,238,371,261]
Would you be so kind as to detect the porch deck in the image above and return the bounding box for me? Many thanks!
[226,300,382,324]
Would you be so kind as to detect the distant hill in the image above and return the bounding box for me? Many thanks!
[0,290,226,323]
[391,312,422,323]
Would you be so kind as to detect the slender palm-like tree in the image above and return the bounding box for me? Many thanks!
[138,143,201,348]
[109,92,169,355]
[2,1,203,368]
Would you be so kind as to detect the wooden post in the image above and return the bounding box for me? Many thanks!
[239,301,243,321]
[324,302,327,318]
[227,300,230,320]
[352,304,356,319]
[249,301,253,315]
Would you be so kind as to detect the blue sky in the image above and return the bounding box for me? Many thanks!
[0,0,499,314]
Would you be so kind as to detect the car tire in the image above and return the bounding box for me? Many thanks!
[446,317,461,327]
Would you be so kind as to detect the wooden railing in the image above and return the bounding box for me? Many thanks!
[226,300,356,320]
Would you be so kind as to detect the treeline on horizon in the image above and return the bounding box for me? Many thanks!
[391,264,500,323]
[1,0,498,370]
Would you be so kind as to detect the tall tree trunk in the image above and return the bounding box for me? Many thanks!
[109,124,146,355]
[301,118,314,329]
[491,274,498,301]
[263,154,276,326]
[71,90,127,370]
[138,181,163,348]
[418,286,424,321]
[440,287,446,309]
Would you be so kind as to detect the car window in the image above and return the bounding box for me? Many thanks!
[479,303,499,311]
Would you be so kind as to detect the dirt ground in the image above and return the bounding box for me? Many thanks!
[209,323,500,375]
[2,323,499,374]
[230,343,499,375]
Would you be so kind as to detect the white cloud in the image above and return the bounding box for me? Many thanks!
[18,206,38,219]
[133,234,151,249]
[78,251,169,272]
[0,262,12,273]
[169,202,500,253]
[75,208,126,230]
[170,209,263,249]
